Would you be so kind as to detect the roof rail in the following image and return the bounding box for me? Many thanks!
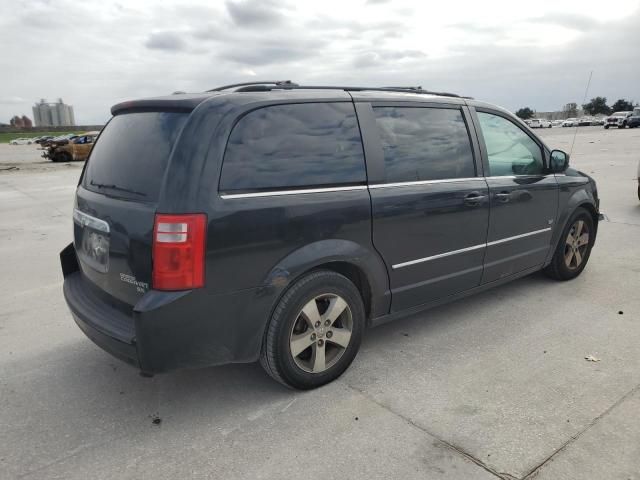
[207,80,298,92]
[205,81,470,99]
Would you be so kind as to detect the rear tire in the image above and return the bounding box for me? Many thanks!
[260,270,365,390]
[544,208,595,281]
[604,125,609,129]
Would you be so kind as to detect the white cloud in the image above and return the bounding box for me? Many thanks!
[2,0,639,124]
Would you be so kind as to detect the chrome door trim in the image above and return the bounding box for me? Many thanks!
[219,185,367,199]
[483,174,552,180]
[369,177,481,189]
[392,243,486,269]
[486,227,552,246]
[392,227,553,269]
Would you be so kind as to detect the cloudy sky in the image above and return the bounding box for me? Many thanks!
[2,0,639,124]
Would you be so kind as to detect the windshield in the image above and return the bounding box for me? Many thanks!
[82,111,188,201]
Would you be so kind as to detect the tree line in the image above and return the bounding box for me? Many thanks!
[516,98,638,120]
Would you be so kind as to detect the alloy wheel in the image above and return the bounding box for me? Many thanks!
[289,293,353,374]
[564,219,590,270]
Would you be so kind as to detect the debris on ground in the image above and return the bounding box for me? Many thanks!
[584,355,601,362]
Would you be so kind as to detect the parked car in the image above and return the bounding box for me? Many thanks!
[529,118,552,128]
[551,120,564,127]
[627,107,640,128]
[42,131,99,162]
[35,136,54,144]
[578,117,596,126]
[9,137,34,145]
[562,118,578,127]
[60,82,602,389]
[41,134,79,149]
[604,111,633,129]
[637,159,640,200]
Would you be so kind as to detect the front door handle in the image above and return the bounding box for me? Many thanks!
[464,192,487,207]
[495,192,511,203]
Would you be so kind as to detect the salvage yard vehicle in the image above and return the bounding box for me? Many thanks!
[604,111,633,129]
[42,131,98,162]
[578,117,596,126]
[528,118,551,128]
[9,137,34,145]
[628,108,640,128]
[61,81,602,389]
[41,134,78,148]
[637,159,640,201]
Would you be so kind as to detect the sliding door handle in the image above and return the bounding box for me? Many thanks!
[495,192,511,203]
[464,192,487,207]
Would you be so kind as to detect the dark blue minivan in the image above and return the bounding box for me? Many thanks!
[61,82,601,389]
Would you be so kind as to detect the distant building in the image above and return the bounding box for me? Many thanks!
[32,98,76,127]
[10,116,25,128]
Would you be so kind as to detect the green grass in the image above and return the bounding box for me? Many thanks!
[0,131,77,143]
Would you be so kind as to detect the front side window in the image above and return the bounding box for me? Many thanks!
[477,112,544,176]
[220,103,365,192]
[372,107,476,183]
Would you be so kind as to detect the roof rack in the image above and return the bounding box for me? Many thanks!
[207,80,298,92]
[205,81,470,99]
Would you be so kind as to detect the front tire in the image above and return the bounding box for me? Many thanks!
[604,125,609,129]
[260,270,365,389]
[544,208,595,281]
[53,152,71,163]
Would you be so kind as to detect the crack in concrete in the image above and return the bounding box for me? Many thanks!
[521,382,640,479]
[348,381,640,480]
[346,384,510,479]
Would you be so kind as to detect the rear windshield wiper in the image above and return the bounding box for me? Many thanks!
[90,181,147,197]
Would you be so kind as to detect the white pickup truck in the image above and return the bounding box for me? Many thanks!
[604,111,633,129]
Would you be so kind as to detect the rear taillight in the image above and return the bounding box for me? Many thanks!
[152,214,206,291]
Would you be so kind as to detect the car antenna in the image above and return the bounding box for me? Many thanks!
[569,70,593,157]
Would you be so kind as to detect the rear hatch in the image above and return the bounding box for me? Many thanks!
[74,111,189,306]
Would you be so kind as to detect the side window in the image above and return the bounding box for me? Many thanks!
[477,112,544,176]
[372,107,476,182]
[220,103,365,192]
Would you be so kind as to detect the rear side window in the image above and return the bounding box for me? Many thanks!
[220,103,365,192]
[83,112,188,201]
[373,107,476,182]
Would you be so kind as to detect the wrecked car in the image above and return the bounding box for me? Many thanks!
[43,131,99,162]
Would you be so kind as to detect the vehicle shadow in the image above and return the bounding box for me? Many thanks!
[4,270,552,455]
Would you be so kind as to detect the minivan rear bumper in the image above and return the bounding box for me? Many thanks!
[61,244,275,374]
[63,272,140,368]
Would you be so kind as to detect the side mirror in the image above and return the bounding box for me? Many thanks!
[549,150,569,173]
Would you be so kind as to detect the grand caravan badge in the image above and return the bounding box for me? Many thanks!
[120,273,149,293]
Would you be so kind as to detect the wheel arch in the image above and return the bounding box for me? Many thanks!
[545,193,599,265]
[262,239,391,325]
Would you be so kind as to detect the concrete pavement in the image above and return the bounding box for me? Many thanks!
[1,126,639,479]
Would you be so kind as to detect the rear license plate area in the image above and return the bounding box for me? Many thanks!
[74,209,110,273]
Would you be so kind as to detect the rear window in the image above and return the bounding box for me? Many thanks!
[83,112,188,201]
[220,103,365,192]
